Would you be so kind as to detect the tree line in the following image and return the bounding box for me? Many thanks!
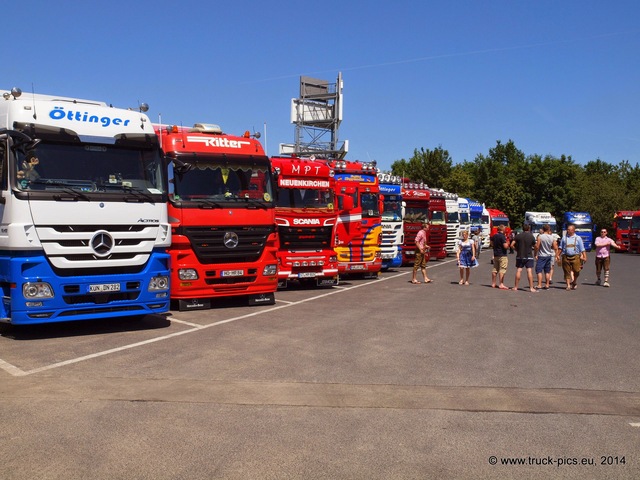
[390,140,640,231]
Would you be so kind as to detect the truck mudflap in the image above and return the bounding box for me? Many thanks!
[178,298,212,311]
[248,292,276,306]
[317,277,339,287]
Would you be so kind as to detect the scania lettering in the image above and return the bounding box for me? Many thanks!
[562,212,594,251]
[427,188,447,259]
[272,156,339,287]
[330,160,382,276]
[157,123,277,310]
[0,87,170,325]
[377,173,403,270]
[402,182,431,265]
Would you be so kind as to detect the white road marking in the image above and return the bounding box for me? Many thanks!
[275,299,295,304]
[1,260,457,377]
[169,317,207,328]
[630,422,640,427]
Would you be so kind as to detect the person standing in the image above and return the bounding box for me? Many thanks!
[471,227,483,259]
[556,224,587,290]
[593,228,622,287]
[534,224,557,289]
[511,224,537,292]
[490,224,510,290]
[456,230,478,285]
[411,221,433,284]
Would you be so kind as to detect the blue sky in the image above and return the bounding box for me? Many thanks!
[5,0,639,172]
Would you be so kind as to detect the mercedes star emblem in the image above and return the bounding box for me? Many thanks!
[90,231,115,257]
[223,231,239,249]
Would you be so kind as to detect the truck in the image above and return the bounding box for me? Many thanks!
[444,191,460,254]
[613,210,635,252]
[487,208,512,240]
[156,123,278,310]
[271,156,339,287]
[427,188,448,259]
[627,211,640,254]
[468,198,483,239]
[0,87,170,325]
[562,212,594,251]
[402,182,431,265]
[377,174,404,270]
[457,196,471,241]
[524,211,558,239]
[329,160,382,276]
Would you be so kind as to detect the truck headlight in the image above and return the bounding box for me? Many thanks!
[23,282,54,299]
[178,269,198,281]
[262,264,277,276]
[148,275,169,291]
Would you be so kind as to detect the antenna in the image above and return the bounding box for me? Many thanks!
[263,122,268,156]
[31,83,37,120]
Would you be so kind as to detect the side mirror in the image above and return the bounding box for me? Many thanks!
[339,194,354,211]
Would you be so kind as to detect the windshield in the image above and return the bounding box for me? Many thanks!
[459,212,470,224]
[382,194,402,221]
[14,142,164,195]
[632,217,640,229]
[431,211,445,225]
[492,218,509,227]
[361,192,380,218]
[481,215,490,225]
[617,219,630,230]
[405,205,429,223]
[171,157,273,206]
[277,187,334,209]
[447,211,459,223]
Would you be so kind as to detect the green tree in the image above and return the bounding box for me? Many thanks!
[390,146,452,187]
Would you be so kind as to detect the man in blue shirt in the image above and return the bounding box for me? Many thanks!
[556,224,587,290]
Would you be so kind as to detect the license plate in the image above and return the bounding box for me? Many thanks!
[221,269,244,277]
[298,272,316,278]
[349,264,366,270]
[88,283,121,293]
[405,250,415,255]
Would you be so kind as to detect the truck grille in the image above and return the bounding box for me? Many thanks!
[184,225,274,264]
[278,226,332,250]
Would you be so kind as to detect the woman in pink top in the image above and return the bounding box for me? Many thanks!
[594,228,622,287]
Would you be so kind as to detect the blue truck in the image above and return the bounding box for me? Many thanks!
[562,212,595,251]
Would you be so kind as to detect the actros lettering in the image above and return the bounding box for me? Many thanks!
[49,107,131,127]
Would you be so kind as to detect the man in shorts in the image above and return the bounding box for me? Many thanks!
[534,223,557,289]
[491,224,510,289]
[411,221,432,284]
[556,224,587,290]
[511,224,537,292]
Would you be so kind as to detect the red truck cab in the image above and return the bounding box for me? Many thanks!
[487,208,512,239]
[428,188,448,260]
[329,160,382,277]
[401,183,431,265]
[271,156,339,287]
[628,210,640,254]
[613,210,635,252]
[156,123,278,310]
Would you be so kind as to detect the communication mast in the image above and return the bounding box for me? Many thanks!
[279,72,348,159]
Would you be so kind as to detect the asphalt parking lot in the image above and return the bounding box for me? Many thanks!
[1,253,639,479]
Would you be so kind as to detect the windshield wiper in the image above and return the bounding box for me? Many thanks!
[29,179,91,201]
[241,196,269,209]
[98,183,155,202]
[194,198,224,208]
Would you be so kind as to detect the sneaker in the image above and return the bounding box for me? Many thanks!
[595,278,601,285]
[603,281,610,287]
